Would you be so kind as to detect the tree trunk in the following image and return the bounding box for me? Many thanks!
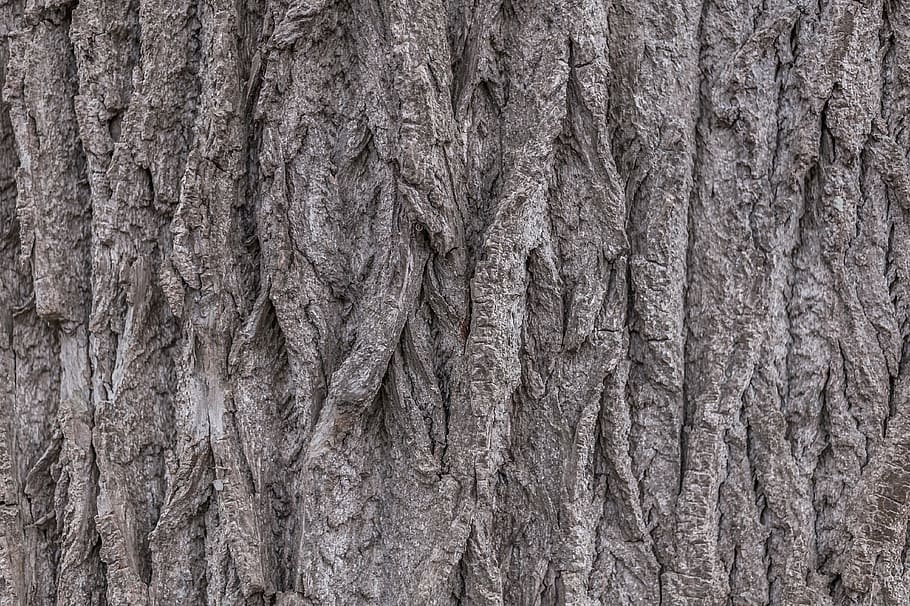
[1,0,909,604]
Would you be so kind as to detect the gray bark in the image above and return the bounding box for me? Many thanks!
[1,0,909,604]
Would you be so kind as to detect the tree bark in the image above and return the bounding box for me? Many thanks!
[2,0,910,604]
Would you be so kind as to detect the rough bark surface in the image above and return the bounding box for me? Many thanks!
[1,0,910,604]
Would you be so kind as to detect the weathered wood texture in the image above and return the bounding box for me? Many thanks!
[2,0,910,603]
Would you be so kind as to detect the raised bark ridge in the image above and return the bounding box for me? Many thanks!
[2,0,910,604]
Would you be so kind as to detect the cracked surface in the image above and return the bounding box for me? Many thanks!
[3,0,910,604]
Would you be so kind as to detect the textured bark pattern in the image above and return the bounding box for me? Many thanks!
[2,0,910,604]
